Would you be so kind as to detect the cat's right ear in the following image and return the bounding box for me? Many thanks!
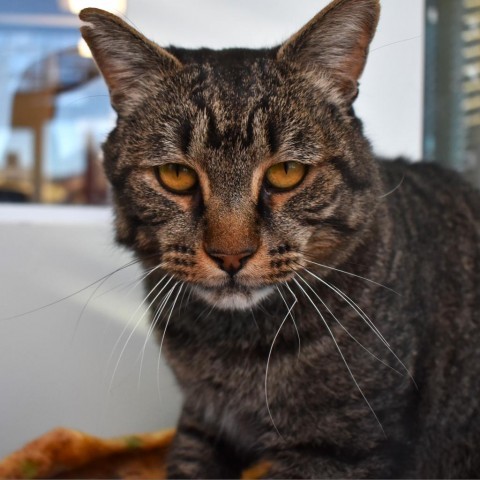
[79,8,182,115]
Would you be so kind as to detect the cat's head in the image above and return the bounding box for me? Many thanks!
[80,0,381,310]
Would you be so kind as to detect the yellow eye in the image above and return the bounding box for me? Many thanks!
[265,161,306,191]
[157,163,198,193]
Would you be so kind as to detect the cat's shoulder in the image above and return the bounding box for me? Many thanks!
[378,156,466,184]
[378,157,479,196]
[377,157,480,220]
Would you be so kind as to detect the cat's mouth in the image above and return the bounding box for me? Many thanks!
[193,283,274,311]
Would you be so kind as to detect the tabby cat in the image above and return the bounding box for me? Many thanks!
[80,0,480,477]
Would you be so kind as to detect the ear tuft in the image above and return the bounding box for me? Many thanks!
[277,0,380,102]
[79,8,182,115]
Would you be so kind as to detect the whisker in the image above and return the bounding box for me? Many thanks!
[108,275,174,391]
[0,256,152,322]
[302,267,417,389]
[156,284,184,400]
[293,278,386,437]
[93,264,161,301]
[302,266,390,347]
[250,308,260,331]
[70,271,117,346]
[177,283,190,315]
[193,297,219,323]
[378,174,405,199]
[276,284,301,358]
[302,258,400,296]
[185,284,195,306]
[295,273,403,376]
[106,272,169,373]
[283,282,302,352]
[203,301,220,323]
[71,264,163,346]
[138,282,180,389]
[256,299,274,318]
[370,35,421,53]
[265,291,297,439]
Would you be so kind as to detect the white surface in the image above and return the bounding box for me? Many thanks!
[0,224,181,457]
[0,204,110,225]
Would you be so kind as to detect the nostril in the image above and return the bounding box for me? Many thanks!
[205,248,255,276]
[222,253,251,272]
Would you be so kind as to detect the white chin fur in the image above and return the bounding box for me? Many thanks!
[194,286,274,311]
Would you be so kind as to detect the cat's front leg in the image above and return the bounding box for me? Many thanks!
[166,405,241,479]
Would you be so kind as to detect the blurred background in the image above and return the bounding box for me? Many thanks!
[0,0,479,458]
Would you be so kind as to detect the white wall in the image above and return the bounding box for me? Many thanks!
[0,209,181,457]
[0,0,425,458]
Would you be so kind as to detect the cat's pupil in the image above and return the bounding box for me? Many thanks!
[265,161,306,191]
[157,163,198,193]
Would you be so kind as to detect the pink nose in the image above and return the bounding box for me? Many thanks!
[205,249,254,276]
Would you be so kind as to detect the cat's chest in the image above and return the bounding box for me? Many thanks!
[202,400,261,450]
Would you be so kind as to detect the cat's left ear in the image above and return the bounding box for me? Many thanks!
[277,0,380,103]
[80,8,182,115]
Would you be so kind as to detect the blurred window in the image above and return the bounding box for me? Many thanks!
[424,0,480,187]
[0,0,113,204]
